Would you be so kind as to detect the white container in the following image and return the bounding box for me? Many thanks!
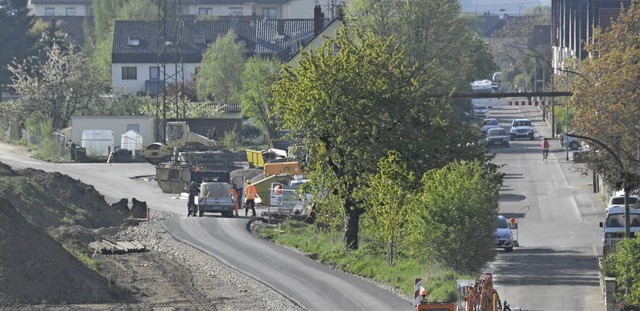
[81,129,114,157]
[120,130,143,151]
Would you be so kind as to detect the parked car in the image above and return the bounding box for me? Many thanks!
[600,206,640,254]
[608,194,640,208]
[480,118,499,134]
[560,134,581,150]
[496,215,514,252]
[486,128,509,148]
[509,118,535,140]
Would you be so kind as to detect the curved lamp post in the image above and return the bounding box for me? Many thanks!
[565,133,634,238]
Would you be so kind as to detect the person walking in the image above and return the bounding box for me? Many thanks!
[244,180,257,217]
[187,181,200,217]
[230,182,240,217]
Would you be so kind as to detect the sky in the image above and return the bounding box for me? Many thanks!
[459,0,551,16]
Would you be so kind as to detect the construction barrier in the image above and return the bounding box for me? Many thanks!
[509,101,546,106]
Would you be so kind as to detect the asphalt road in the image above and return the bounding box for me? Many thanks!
[0,144,412,311]
[486,105,606,311]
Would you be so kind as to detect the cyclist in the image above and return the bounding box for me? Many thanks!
[540,137,550,161]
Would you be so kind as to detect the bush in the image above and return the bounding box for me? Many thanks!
[241,123,262,140]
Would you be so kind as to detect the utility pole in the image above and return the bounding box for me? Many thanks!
[157,0,185,142]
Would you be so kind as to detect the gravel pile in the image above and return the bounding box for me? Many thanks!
[116,210,305,311]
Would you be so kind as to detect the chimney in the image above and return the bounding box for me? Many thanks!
[314,5,324,36]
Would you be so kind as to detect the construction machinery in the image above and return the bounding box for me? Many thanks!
[416,272,511,311]
[139,121,219,165]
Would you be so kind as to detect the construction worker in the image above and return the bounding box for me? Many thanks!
[244,180,257,217]
[187,181,200,217]
[230,182,239,217]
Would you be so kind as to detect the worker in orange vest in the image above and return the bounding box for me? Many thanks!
[244,180,257,217]
[230,183,240,217]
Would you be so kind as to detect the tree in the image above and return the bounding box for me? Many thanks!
[8,43,106,129]
[0,0,35,92]
[273,29,486,249]
[196,30,246,106]
[571,0,640,188]
[603,237,640,307]
[359,151,416,265]
[240,56,281,146]
[346,0,497,93]
[410,160,499,272]
[491,6,552,92]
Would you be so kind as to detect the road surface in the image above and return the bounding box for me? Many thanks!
[0,144,412,311]
[487,105,605,311]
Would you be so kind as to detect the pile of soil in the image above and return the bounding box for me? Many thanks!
[0,162,128,305]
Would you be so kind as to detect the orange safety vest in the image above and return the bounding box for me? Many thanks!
[245,185,256,200]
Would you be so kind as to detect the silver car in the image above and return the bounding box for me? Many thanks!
[496,216,514,252]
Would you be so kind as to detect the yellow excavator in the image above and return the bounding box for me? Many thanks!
[139,121,219,165]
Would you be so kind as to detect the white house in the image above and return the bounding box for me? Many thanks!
[112,12,329,94]
[30,0,92,16]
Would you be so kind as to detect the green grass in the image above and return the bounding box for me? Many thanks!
[259,221,466,302]
[65,245,99,272]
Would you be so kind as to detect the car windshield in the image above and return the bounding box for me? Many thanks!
[606,214,640,227]
[488,129,506,136]
[611,197,638,205]
[497,217,509,229]
[483,119,498,126]
[513,121,531,127]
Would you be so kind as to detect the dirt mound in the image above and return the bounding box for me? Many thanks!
[0,198,126,305]
[0,163,131,306]
[17,168,125,228]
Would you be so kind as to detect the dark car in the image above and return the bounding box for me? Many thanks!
[486,128,509,147]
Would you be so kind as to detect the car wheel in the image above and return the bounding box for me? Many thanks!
[569,141,579,150]
[529,134,534,140]
[505,246,513,252]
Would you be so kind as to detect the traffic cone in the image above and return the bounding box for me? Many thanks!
[146,208,150,221]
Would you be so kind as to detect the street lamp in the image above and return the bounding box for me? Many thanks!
[566,133,636,239]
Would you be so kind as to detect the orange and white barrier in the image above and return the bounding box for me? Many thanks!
[509,101,546,106]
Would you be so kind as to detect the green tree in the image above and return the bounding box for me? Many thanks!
[273,29,485,249]
[0,0,35,92]
[196,30,246,106]
[571,0,640,189]
[410,160,498,272]
[360,151,416,265]
[346,0,497,92]
[240,56,281,146]
[492,6,552,92]
[603,237,640,307]
[8,43,106,129]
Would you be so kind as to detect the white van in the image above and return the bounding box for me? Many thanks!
[599,206,640,253]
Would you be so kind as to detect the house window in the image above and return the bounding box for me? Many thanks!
[263,8,277,19]
[194,35,206,45]
[149,67,159,80]
[229,7,243,16]
[45,7,55,16]
[122,67,137,80]
[198,7,213,16]
[127,37,140,46]
[65,7,76,16]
